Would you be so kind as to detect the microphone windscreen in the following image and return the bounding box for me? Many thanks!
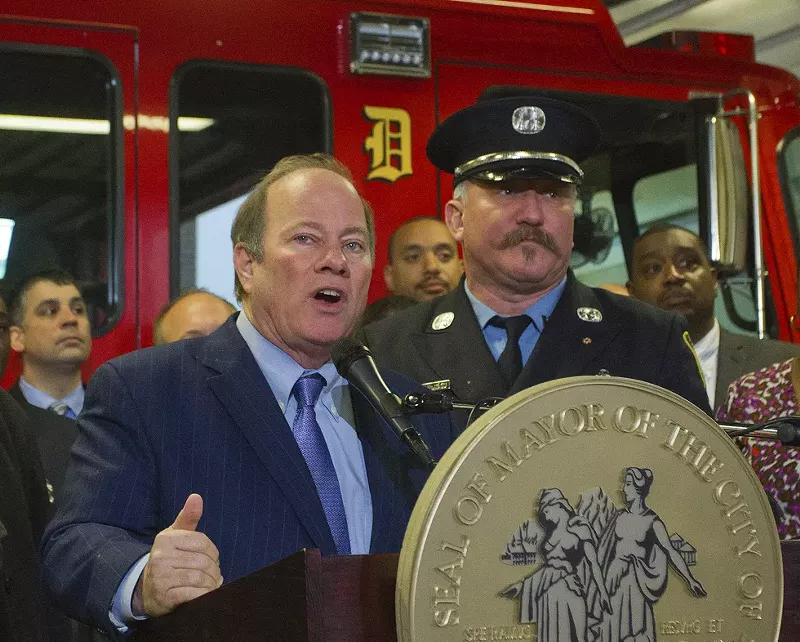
[331,337,372,376]
[776,422,800,446]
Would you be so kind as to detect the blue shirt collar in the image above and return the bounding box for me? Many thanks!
[464,276,567,328]
[18,376,85,415]
[235,311,342,415]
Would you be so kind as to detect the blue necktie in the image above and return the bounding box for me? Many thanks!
[488,315,532,390]
[291,373,350,554]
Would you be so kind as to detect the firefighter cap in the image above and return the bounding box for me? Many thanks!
[426,95,600,186]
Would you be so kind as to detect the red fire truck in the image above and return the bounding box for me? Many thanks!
[1,0,799,382]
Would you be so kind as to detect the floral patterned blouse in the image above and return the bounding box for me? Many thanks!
[716,358,799,540]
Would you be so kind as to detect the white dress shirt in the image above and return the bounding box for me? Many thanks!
[693,319,720,408]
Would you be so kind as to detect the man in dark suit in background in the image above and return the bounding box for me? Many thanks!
[362,96,711,422]
[41,154,456,634]
[6,270,90,508]
[627,223,800,409]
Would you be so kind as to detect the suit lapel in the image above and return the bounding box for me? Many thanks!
[349,384,426,553]
[715,329,740,403]
[350,388,393,552]
[196,318,337,555]
[409,284,505,402]
[511,275,622,393]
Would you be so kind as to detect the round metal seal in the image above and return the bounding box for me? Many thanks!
[512,106,546,135]
[396,376,783,642]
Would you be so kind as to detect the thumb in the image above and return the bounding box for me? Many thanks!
[171,493,203,531]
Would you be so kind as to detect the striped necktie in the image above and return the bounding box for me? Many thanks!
[291,373,350,554]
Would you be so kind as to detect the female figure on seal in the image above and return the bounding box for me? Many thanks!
[590,467,706,642]
[503,489,611,641]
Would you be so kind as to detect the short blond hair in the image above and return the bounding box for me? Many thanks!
[231,154,375,302]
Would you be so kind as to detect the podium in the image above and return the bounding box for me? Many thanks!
[132,549,398,641]
[134,542,799,641]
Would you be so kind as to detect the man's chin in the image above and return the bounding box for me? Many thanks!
[662,302,696,317]
[417,283,450,300]
[55,348,90,366]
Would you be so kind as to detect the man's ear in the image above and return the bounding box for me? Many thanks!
[233,243,256,296]
[383,263,395,292]
[445,199,465,243]
[10,326,25,354]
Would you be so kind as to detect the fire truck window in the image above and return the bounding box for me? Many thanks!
[171,62,331,302]
[0,46,122,333]
[570,189,622,285]
[779,128,800,257]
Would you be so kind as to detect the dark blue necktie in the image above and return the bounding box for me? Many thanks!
[488,315,532,390]
[291,373,350,554]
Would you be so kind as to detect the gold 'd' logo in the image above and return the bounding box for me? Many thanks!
[363,106,412,183]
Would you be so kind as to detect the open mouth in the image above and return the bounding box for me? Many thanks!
[315,289,342,304]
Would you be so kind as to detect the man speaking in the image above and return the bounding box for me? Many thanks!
[40,154,456,633]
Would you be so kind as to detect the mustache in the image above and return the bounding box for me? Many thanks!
[498,224,558,253]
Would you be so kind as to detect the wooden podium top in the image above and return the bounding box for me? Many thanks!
[135,542,800,641]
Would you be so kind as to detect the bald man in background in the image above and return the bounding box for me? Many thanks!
[153,290,236,345]
[383,217,462,302]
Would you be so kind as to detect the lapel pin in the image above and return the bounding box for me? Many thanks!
[577,307,602,323]
[431,312,455,331]
[583,337,592,345]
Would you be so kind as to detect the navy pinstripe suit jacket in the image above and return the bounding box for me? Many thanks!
[40,316,457,632]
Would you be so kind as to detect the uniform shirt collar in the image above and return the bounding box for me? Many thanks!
[18,376,85,415]
[464,276,567,328]
[235,310,343,416]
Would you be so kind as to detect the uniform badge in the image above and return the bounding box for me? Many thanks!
[512,106,545,134]
[431,312,454,331]
[577,307,602,322]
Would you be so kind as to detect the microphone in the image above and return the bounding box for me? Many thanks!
[776,422,800,446]
[332,338,437,471]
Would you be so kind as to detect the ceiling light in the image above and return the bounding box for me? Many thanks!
[0,114,215,135]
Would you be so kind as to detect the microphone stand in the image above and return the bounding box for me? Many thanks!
[402,392,800,447]
[718,416,800,445]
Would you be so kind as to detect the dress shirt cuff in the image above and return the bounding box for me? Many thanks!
[109,553,150,632]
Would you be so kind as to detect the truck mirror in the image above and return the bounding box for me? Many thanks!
[705,114,749,276]
[697,89,766,338]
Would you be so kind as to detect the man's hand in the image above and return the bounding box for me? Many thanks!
[132,494,223,617]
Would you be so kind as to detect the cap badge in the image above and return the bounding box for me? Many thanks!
[431,312,455,331]
[577,307,602,323]
[512,106,546,135]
